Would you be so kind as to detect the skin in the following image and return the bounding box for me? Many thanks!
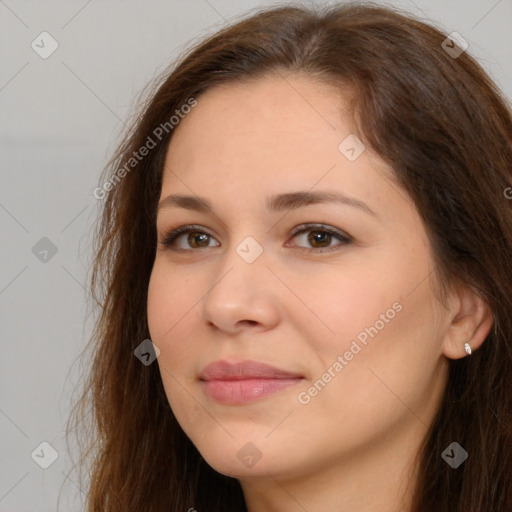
[147,73,493,512]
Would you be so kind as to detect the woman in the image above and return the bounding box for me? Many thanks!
[69,2,512,511]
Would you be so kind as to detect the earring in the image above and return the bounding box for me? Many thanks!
[464,342,472,356]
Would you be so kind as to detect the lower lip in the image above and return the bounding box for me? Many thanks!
[201,378,303,404]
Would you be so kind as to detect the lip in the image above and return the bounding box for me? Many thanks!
[199,360,304,404]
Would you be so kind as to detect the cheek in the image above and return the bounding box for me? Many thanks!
[300,247,437,405]
[329,283,437,408]
[147,265,205,422]
[147,267,169,341]
[148,262,193,338]
[292,298,438,456]
[308,268,391,353]
[147,264,199,372]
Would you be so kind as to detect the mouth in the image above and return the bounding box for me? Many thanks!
[199,359,304,404]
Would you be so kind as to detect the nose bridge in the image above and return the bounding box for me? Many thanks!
[201,232,279,331]
[209,233,268,300]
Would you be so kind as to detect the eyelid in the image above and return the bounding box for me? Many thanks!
[289,223,351,240]
[286,223,352,252]
[159,224,218,250]
[159,223,352,252]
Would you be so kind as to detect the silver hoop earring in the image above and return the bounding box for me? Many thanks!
[464,342,472,356]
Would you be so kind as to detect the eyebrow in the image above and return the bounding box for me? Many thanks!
[157,190,377,217]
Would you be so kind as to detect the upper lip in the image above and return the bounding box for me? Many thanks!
[199,360,303,381]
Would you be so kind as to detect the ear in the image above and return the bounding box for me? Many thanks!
[441,282,494,360]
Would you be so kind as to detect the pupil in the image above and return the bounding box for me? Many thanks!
[186,231,332,249]
[190,232,208,247]
[309,231,330,247]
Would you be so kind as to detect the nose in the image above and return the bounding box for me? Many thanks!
[201,243,281,335]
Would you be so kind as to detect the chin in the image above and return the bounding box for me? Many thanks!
[203,455,289,480]
[192,435,303,481]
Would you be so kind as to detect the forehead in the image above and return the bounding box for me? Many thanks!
[159,73,403,223]
[163,74,385,175]
[168,73,350,149]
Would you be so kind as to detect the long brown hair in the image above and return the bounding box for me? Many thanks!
[66,2,512,510]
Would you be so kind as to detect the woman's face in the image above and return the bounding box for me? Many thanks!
[147,74,452,482]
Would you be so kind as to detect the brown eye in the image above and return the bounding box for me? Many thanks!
[160,225,218,250]
[160,223,352,253]
[186,232,210,248]
[307,230,332,248]
[289,224,352,253]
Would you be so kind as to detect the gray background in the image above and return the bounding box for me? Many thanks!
[1,0,510,510]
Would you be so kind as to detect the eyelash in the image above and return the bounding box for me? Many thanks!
[159,223,352,253]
